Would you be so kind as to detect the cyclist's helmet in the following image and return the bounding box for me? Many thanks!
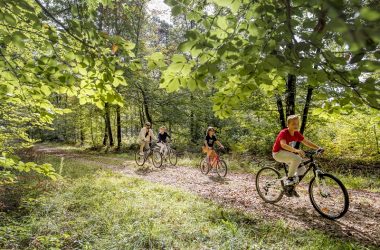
[145,122,151,127]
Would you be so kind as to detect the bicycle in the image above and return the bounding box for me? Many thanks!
[135,143,163,168]
[200,147,228,177]
[255,149,349,220]
[158,142,178,166]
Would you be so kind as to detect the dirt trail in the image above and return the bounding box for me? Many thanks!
[35,146,380,248]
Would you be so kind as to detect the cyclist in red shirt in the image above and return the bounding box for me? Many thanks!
[273,115,323,194]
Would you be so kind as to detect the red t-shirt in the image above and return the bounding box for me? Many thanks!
[272,128,304,152]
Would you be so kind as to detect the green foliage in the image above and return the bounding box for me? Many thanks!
[0,0,138,180]
[0,154,57,185]
[311,109,380,159]
[162,0,380,117]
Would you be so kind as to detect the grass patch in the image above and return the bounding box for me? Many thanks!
[0,154,375,249]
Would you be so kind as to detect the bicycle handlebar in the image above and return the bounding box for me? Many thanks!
[305,148,324,158]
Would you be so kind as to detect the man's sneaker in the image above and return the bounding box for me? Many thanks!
[139,152,144,156]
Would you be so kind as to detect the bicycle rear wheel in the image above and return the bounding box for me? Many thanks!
[151,149,163,168]
[256,167,284,203]
[135,150,145,166]
[200,158,210,174]
[216,160,227,177]
[168,149,177,166]
[309,173,349,219]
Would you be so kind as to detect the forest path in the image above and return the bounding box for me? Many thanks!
[35,145,380,248]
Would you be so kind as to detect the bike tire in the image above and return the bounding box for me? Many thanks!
[135,150,146,166]
[168,149,178,166]
[309,173,349,220]
[216,160,228,177]
[151,149,163,168]
[200,158,210,175]
[255,167,284,204]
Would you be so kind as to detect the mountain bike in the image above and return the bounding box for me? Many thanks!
[200,147,227,177]
[255,149,349,220]
[159,142,178,166]
[135,143,162,168]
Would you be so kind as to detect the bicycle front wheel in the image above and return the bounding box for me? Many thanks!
[309,173,349,220]
[255,167,284,203]
[168,149,177,166]
[216,160,227,177]
[135,150,145,166]
[151,149,163,168]
[200,158,210,175]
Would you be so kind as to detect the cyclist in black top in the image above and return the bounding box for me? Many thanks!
[204,127,224,160]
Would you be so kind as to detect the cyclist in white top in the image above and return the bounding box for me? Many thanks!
[138,122,155,155]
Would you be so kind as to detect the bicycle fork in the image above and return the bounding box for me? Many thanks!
[314,170,330,197]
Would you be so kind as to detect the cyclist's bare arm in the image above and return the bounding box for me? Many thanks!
[280,139,305,157]
[216,141,224,148]
[301,138,320,150]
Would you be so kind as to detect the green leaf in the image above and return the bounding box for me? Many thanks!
[147,52,166,69]
[11,31,27,49]
[4,13,17,25]
[167,78,181,92]
[360,7,380,21]
[171,54,187,63]
[79,97,87,105]
[149,52,164,61]
[122,40,135,51]
[40,85,51,96]
[171,5,182,16]
[95,100,104,109]
[210,0,240,14]
[187,78,197,91]
[179,40,197,52]
[216,16,228,30]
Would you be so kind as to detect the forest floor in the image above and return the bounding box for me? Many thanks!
[33,144,380,248]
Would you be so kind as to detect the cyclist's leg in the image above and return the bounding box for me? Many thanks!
[205,148,212,165]
[273,150,302,181]
[157,142,164,154]
[163,143,168,155]
[139,140,146,155]
[208,150,217,167]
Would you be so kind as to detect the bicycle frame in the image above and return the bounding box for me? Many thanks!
[209,154,220,167]
[281,154,324,183]
[157,142,171,156]
[206,149,222,168]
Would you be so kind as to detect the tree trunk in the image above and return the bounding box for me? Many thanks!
[190,93,197,143]
[139,104,144,127]
[141,89,152,124]
[104,102,114,146]
[285,74,296,118]
[102,118,108,146]
[90,111,95,147]
[276,94,286,129]
[116,105,121,150]
[80,128,85,146]
[295,87,313,149]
